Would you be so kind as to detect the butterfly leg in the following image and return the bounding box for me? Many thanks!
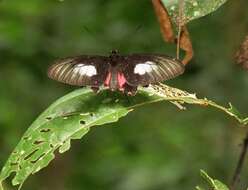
[123,84,137,96]
[91,87,100,93]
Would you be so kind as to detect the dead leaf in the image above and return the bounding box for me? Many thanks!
[152,0,194,65]
[180,26,194,65]
[236,35,248,70]
[152,0,174,43]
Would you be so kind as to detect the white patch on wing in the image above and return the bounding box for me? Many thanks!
[134,61,157,75]
[73,64,97,77]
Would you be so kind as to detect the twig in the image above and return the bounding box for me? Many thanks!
[176,0,184,59]
[230,131,248,190]
[152,0,193,65]
[176,24,181,60]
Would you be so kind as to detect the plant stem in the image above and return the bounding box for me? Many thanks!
[230,131,248,190]
[176,0,184,59]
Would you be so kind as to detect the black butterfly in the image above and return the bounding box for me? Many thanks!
[47,50,185,95]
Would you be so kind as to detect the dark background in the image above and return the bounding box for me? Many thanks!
[0,0,248,190]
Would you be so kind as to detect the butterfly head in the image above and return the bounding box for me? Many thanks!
[109,50,121,66]
[110,49,119,56]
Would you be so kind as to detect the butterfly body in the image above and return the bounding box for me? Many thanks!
[48,51,185,95]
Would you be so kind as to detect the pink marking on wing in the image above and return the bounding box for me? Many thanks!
[104,72,111,87]
[117,72,126,89]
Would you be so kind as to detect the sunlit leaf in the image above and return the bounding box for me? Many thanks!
[0,88,163,189]
[199,170,229,190]
[195,186,205,190]
[0,84,247,189]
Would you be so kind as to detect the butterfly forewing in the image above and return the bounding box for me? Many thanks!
[48,56,110,87]
[122,54,185,86]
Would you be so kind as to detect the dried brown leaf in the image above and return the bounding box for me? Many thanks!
[152,0,174,43]
[236,35,248,70]
[152,0,194,65]
[180,26,194,65]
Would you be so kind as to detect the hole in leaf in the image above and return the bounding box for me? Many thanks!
[50,144,54,148]
[46,117,52,121]
[10,162,18,166]
[80,120,86,125]
[34,140,45,145]
[40,129,51,133]
[31,153,45,164]
[24,149,38,160]
[90,113,94,117]
[23,136,29,140]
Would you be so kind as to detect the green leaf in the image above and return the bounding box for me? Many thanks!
[0,84,247,189]
[195,186,205,190]
[199,170,229,190]
[0,88,163,189]
[162,0,227,23]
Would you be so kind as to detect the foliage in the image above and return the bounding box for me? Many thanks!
[0,88,161,188]
[162,0,227,23]
[0,0,248,190]
[1,83,248,189]
[196,170,229,190]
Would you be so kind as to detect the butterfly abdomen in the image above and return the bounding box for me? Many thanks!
[109,71,118,90]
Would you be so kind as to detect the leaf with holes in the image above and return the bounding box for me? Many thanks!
[162,0,227,24]
[0,84,248,189]
[0,88,164,189]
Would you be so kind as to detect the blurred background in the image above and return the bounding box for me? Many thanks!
[0,0,248,190]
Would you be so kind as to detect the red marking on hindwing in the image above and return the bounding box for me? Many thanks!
[117,72,126,89]
[104,72,111,87]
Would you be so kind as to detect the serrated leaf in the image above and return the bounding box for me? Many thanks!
[200,170,229,190]
[162,0,227,23]
[1,84,247,189]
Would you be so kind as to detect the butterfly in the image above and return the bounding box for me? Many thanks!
[47,50,185,95]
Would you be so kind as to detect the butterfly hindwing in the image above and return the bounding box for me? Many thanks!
[48,56,110,87]
[121,54,185,86]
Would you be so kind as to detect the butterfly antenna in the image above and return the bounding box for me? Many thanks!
[82,25,98,39]
[135,24,144,33]
[176,0,184,60]
[83,25,106,48]
[117,24,144,52]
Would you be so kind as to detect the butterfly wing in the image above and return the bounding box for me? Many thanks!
[121,54,185,86]
[47,55,110,87]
